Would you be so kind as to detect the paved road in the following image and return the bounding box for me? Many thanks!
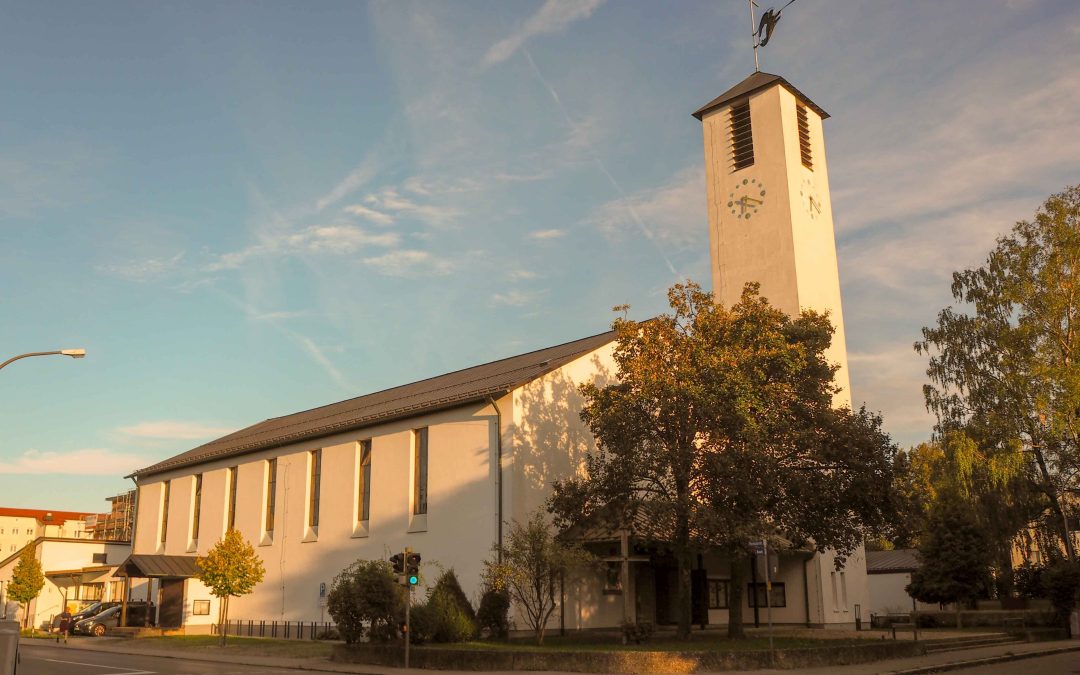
[17,642,314,675]
[946,651,1080,674]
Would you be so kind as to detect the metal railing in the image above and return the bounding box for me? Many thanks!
[211,619,338,641]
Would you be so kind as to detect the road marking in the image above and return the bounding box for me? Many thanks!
[44,658,156,674]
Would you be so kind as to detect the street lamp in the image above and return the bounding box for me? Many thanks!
[0,349,86,372]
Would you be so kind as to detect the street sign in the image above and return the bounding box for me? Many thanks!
[749,541,766,556]
[318,582,327,608]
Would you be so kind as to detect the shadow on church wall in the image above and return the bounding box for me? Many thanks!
[510,354,616,519]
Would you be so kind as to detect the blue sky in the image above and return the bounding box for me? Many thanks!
[2,0,1078,512]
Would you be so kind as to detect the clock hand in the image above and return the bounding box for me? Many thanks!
[743,196,763,206]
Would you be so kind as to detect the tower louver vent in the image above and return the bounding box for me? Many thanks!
[729,102,754,171]
[797,104,813,170]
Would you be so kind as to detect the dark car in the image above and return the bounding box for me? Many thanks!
[76,603,156,636]
[70,602,119,624]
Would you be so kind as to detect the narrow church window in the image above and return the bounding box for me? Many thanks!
[191,474,202,542]
[309,449,322,528]
[160,480,170,544]
[265,459,277,534]
[358,440,372,522]
[413,428,428,515]
[730,102,754,171]
[797,104,813,169]
[227,466,238,531]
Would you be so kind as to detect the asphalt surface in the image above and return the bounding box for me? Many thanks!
[17,642,314,675]
[944,651,1080,674]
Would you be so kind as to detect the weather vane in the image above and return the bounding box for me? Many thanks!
[748,0,797,71]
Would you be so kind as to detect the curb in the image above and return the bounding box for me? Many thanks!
[20,638,1080,674]
[18,640,385,674]
[887,644,1080,674]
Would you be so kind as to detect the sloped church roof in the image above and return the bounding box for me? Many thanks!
[132,329,616,479]
[692,71,829,120]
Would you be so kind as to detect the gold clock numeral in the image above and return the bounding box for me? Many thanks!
[808,196,821,214]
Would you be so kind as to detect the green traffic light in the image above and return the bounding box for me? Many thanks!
[408,575,418,585]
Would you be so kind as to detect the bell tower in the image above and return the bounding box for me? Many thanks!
[694,72,851,406]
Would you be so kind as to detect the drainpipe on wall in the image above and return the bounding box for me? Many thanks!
[486,396,504,564]
[122,476,139,629]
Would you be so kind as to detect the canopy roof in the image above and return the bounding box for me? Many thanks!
[116,554,199,579]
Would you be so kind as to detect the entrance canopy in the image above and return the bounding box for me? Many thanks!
[115,554,198,579]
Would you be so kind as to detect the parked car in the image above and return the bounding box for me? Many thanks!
[70,602,119,624]
[75,603,156,636]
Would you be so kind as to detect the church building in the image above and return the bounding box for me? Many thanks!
[121,71,869,634]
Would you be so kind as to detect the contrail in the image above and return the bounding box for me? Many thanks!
[521,47,679,277]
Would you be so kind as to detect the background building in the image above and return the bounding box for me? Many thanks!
[0,508,92,556]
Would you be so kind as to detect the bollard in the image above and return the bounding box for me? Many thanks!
[1,621,19,675]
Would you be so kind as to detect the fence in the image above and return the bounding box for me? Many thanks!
[211,619,338,641]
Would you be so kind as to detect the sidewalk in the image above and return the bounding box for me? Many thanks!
[21,635,1080,674]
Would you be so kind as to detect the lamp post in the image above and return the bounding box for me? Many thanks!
[0,349,86,372]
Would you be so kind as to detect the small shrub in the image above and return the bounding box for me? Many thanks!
[429,570,477,622]
[1043,560,1080,636]
[408,603,437,645]
[316,628,341,640]
[476,587,510,639]
[620,619,653,644]
[326,559,403,644]
[1015,562,1047,599]
[417,570,477,643]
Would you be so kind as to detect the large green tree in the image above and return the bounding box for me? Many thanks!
[552,282,897,639]
[886,434,1038,594]
[917,185,1080,560]
[195,529,266,646]
[907,493,992,622]
[7,544,45,630]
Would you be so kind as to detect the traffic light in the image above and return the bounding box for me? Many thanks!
[390,553,404,574]
[406,552,421,586]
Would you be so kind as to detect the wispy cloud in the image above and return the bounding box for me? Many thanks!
[343,203,395,226]
[296,335,352,391]
[587,166,705,250]
[316,154,380,212]
[527,228,565,240]
[362,249,454,277]
[491,289,541,307]
[848,345,935,445]
[507,269,537,281]
[0,448,145,476]
[484,0,606,66]
[95,252,185,282]
[206,224,399,271]
[117,420,235,440]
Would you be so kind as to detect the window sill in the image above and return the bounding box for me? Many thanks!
[186,540,198,554]
[351,521,370,538]
[408,514,428,533]
[259,532,274,547]
[302,526,319,543]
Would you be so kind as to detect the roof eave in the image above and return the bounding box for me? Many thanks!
[692,78,829,121]
[131,388,513,480]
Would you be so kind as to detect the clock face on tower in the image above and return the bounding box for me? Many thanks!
[727,177,767,220]
[799,176,822,221]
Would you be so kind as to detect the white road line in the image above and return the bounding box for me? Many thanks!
[43,658,155,674]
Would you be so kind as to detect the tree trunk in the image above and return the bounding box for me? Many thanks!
[727,553,746,639]
[219,596,229,647]
[676,546,692,639]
